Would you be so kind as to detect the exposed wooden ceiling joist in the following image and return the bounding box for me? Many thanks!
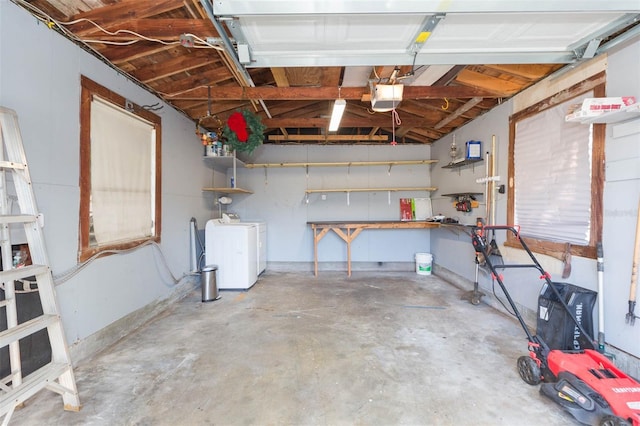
[262,117,440,129]
[268,135,389,142]
[167,85,502,101]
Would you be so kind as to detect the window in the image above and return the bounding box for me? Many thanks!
[507,73,605,259]
[79,76,161,261]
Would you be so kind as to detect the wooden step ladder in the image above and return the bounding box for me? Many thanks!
[0,107,80,424]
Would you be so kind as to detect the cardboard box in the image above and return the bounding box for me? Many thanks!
[400,198,432,221]
[400,198,413,221]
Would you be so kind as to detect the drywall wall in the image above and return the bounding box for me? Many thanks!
[600,36,640,359]
[430,37,640,362]
[233,144,435,270]
[0,3,217,347]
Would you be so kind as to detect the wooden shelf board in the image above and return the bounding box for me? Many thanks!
[245,160,437,168]
[442,192,483,197]
[442,158,483,169]
[202,187,253,194]
[305,187,437,194]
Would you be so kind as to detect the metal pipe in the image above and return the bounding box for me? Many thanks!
[490,135,497,227]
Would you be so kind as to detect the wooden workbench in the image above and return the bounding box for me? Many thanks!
[308,221,440,276]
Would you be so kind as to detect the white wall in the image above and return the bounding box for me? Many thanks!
[430,38,640,362]
[234,144,435,268]
[0,3,219,346]
[601,36,640,357]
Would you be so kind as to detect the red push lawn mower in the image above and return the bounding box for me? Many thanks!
[471,225,640,426]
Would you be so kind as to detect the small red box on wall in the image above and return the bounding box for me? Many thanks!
[400,198,414,221]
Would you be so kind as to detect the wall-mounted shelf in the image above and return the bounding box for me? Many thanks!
[565,102,640,124]
[442,192,483,198]
[202,187,253,194]
[202,152,251,194]
[305,187,437,194]
[203,155,245,171]
[246,160,437,168]
[442,158,483,169]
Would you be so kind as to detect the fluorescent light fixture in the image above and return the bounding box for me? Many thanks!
[328,99,346,131]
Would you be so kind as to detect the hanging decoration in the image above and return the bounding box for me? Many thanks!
[223,109,266,154]
[195,86,228,156]
[195,115,225,156]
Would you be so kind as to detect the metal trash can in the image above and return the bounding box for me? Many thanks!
[201,265,220,302]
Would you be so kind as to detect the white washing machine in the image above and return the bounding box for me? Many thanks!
[205,220,258,290]
[245,221,266,275]
[219,216,267,275]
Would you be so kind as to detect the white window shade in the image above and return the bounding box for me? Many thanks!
[514,92,593,245]
[90,97,155,245]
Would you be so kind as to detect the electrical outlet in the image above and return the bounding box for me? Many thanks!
[321,194,327,201]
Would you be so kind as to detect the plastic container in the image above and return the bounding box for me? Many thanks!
[415,253,433,275]
[201,265,220,302]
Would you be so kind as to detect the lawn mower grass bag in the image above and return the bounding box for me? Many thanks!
[537,282,597,351]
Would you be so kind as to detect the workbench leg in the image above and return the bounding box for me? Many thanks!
[347,229,352,277]
[313,228,318,277]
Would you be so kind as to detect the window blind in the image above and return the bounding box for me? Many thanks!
[90,96,155,245]
[513,92,593,245]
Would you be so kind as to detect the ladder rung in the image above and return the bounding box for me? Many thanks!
[0,362,71,417]
[0,300,9,308]
[0,264,49,283]
[0,314,57,348]
[0,214,37,224]
[0,161,26,170]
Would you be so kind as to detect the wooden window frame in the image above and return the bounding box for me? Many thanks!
[506,72,605,259]
[79,76,162,262]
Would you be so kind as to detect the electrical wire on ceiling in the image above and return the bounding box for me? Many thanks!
[13,1,225,51]
[10,0,230,127]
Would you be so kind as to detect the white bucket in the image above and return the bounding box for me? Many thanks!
[415,253,433,275]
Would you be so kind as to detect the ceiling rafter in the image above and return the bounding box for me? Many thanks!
[167,86,501,101]
[75,19,215,40]
[434,97,484,130]
[261,117,442,129]
[131,50,217,83]
[67,0,184,35]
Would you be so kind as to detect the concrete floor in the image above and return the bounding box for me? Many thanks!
[12,271,578,425]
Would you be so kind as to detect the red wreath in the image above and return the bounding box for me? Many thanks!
[227,112,248,142]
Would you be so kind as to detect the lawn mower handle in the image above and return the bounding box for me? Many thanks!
[471,225,597,352]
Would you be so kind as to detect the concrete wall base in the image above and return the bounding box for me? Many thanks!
[69,275,199,366]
